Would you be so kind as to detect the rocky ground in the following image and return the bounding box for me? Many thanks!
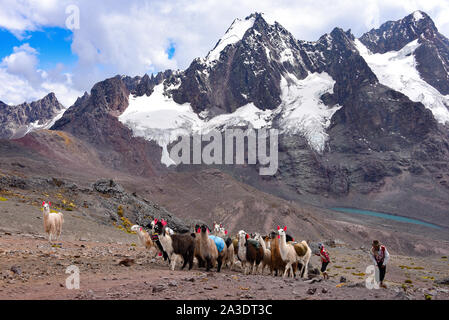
[1,199,448,300]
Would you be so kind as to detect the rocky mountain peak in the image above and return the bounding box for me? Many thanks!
[359,10,438,54]
[0,93,65,139]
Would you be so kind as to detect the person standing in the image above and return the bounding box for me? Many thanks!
[316,243,331,280]
[370,240,390,288]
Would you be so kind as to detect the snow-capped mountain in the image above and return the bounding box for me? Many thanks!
[119,13,361,158]
[0,93,66,139]
[43,10,449,219]
[359,10,449,95]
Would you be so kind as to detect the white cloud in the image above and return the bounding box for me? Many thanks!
[0,0,449,105]
[1,43,41,85]
[0,43,82,106]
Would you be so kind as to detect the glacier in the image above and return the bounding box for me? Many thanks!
[355,38,449,125]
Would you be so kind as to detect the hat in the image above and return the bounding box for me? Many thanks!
[372,240,380,247]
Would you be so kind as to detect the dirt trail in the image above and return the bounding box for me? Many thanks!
[1,198,448,300]
[1,231,448,300]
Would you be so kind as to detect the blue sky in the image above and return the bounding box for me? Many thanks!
[0,27,77,70]
[0,0,448,107]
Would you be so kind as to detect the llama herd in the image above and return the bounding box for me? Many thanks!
[40,201,312,279]
[134,220,312,279]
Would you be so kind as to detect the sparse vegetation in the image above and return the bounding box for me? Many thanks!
[117,205,124,217]
[399,265,424,270]
[112,206,135,234]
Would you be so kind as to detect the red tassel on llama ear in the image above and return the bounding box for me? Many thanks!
[197,228,201,233]
[161,219,167,226]
[246,233,249,239]
[49,202,51,206]
[277,225,280,230]
[207,228,210,234]
[278,235,280,239]
[154,218,158,224]
[42,201,45,206]
[283,226,287,231]
[225,230,228,235]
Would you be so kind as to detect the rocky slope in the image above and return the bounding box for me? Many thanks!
[0,204,448,300]
[1,10,449,234]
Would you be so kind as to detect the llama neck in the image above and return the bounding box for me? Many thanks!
[158,232,172,254]
[258,237,267,251]
[200,232,210,246]
[278,234,289,259]
[238,236,247,260]
[43,207,50,220]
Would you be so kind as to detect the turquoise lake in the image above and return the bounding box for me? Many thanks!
[330,207,443,230]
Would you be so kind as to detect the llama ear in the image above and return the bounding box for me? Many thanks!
[161,219,167,226]
[154,218,158,224]
[277,225,280,230]
[283,226,287,231]
[197,228,201,233]
[42,201,45,206]
[207,228,210,233]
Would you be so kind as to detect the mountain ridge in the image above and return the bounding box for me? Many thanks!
[1,10,449,229]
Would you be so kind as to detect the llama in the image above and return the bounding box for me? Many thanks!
[237,230,264,275]
[208,234,228,272]
[131,225,158,257]
[157,223,196,271]
[292,240,312,278]
[193,224,205,268]
[42,201,64,242]
[152,219,172,263]
[197,225,219,271]
[254,233,272,275]
[232,236,239,256]
[223,236,235,270]
[269,232,297,277]
[277,226,306,278]
[212,223,234,270]
[213,222,223,236]
[213,222,229,238]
